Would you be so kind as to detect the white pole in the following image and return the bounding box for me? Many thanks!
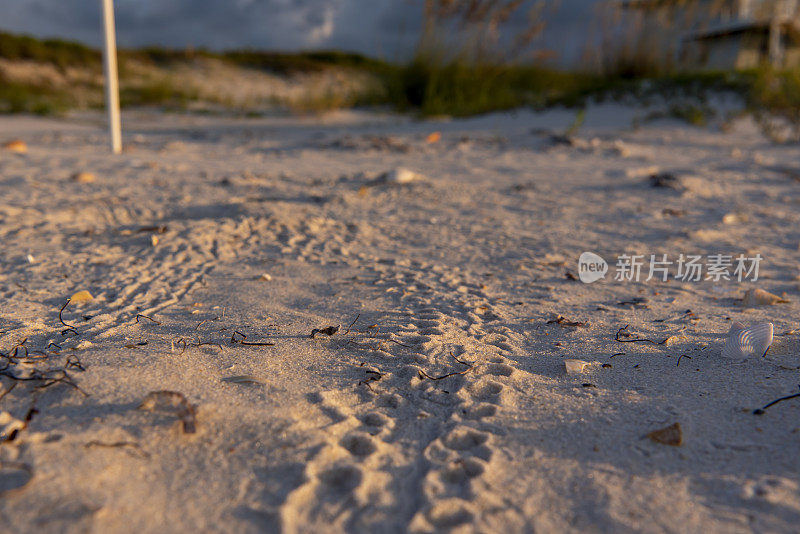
[101,0,122,154]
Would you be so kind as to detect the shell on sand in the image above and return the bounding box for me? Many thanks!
[564,359,592,375]
[3,139,27,153]
[647,422,683,446]
[72,172,96,183]
[425,132,441,144]
[742,288,788,307]
[379,167,425,184]
[70,290,94,303]
[721,321,773,358]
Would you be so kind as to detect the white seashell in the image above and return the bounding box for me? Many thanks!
[564,359,592,375]
[721,321,773,358]
[742,288,788,307]
[378,167,425,184]
[722,212,747,224]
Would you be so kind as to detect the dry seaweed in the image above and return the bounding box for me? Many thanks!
[547,315,589,327]
[344,314,360,336]
[0,368,88,396]
[58,299,78,336]
[65,354,85,371]
[135,314,161,325]
[138,390,197,433]
[418,352,474,381]
[230,330,274,346]
[135,225,168,234]
[310,325,339,338]
[614,325,670,345]
[753,385,800,415]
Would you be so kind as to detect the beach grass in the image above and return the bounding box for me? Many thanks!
[1,30,799,130]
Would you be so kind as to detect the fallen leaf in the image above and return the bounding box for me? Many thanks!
[425,131,441,144]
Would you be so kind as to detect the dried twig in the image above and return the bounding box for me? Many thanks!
[135,314,161,325]
[547,315,589,327]
[59,299,77,332]
[614,325,669,345]
[753,386,800,415]
[37,370,89,397]
[229,330,274,346]
[135,225,168,234]
[357,362,382,391]
[418,352,474,380]
[344,314,360,336]
[10,339,28,359]
[65,354,85,371]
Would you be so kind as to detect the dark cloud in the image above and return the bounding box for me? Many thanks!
[0,0,598,64]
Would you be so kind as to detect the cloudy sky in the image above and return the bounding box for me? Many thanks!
[0,0,598,64]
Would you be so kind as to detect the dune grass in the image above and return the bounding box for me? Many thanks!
[1,30,800,133]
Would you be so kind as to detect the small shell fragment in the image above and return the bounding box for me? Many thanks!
[722,212,747,224]
[564,359,592,375]
[378,167,425,184]
[742,288,788,307]
[70,290,94,304]
[72,172,96,183]
[721,321,773,358]
[425,132,441,144]
[647,422,683,446]
[3,139,27,153]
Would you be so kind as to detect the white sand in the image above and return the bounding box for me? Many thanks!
[0,106,798,533]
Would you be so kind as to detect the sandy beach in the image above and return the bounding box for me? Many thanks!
[0,106,799,533]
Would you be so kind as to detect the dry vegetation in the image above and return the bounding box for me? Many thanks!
[1,9,800,135]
